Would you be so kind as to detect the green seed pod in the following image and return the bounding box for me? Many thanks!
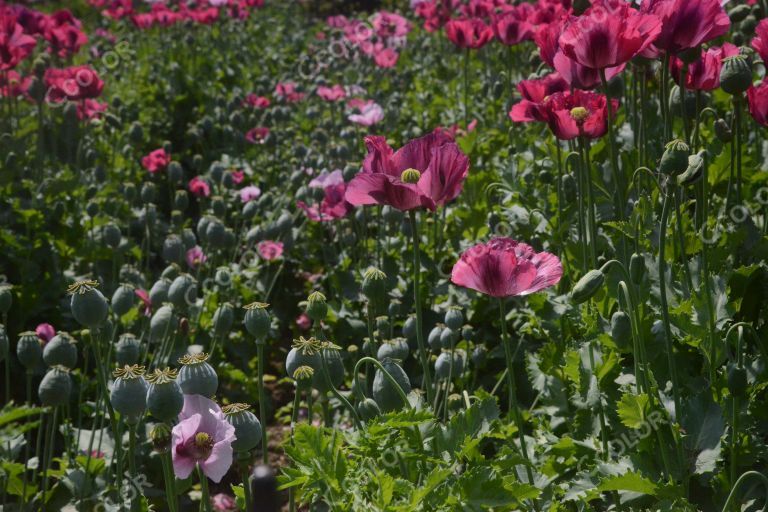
[357,397,381,421]
[440,327,459,349]
[0,325,7,363]
[0,285,12,314]
[146,368,184,422]
[68,280,109,328]
[387,299,401,318]
[659,139,690,176]
[141,182,156,204]
[244,302,271,340]
[111,283,136,317]
[212,303,235,336]
[242,200,259,220]
[167,161,184,184]
[115,333,141,366]
[128,121,143,143]
[472,344,487,367]
[720,56,753,95]
[111,365,148,424]
[728,366,748,397]
[428,324,444,352]
[177,353,218,396]
[313,348,344,392]
[162,235,185,264]
[402,316,417,341]
[174,190,189,211]
[17,331,42,371]
[362,268,388,309]
[714,118,733,143]
[168,274,197,309]
[610,311,632,352]
[211,196,226,218]
[741,15,758,34]
[102,223,122,249]
[149,278,171,305]
[150,304,175,343]
[382,206,403,224]
[729,4,752,23]
[223,403,262,453]
[461,325,474,341]
[38,366,72,407]
[435,350,466,380]
[372,359,411,413]
[197,216,212,245]
[286,337,322,379]
[444,307,464,331]
[629,253,646,284]
[571,270,605,304]
[306,291,328,322]
[377,338,409,362]
[275,211,293,234]
[205,219,228,248]
[43,332,78,368]
[150,423,173,453]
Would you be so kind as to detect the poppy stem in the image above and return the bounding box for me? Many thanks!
[197,464,212,512]
[463,48,470,127]
[579,137,598,268]
[408,210,435,404]
[719,471,768,512]
[256,343,269,464]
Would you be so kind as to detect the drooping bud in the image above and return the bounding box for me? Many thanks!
[570,269,605,304]
[659,139,690,176]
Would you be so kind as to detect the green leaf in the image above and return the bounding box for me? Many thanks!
[616,393,650,429]
[597,472,657,495]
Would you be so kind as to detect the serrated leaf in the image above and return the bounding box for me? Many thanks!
[597,472,657,495]
[616,393,650,429]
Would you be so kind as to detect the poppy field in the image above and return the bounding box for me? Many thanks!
[2,0,768,510]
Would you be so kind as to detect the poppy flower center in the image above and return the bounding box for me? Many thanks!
[186,432,214,460]
[401,168,421,183]
[570,107,589,122]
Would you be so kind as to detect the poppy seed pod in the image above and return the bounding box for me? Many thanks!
[111,284,136,317]
[168,274,197,309]
[43,332,78,368]
[102,223,122,249]
[372,358,411,413]
[161,264,180,281]
[444,307,464,331]
[17,331,42,371]
[714,118,733,142]
[571,270,605,304]
[402,316,417,341]
[167,161,184,184]
[659,139,690,176]
[472,344,487,367]
[461,325,474,341]
[387,300,401,318]
[286,337,322,379]
[729,4,752,23]
[377,338,409,362]
[313,347,344,392]
[357,397,381,421]
[149,278,171,305]
[223,403,262,453]
[177,353,218,396]
[115,333,141,366]
[150,423,173,453]
[435,350,466,380]
[111,365,148,424]
[0,326,7,362]
[361,268,388,307]
[68,280,109,328]
[0,285,12,314]
[720,56,753,95]
[243,302,271,340]
[149,304,175,343]
[162,235,185,264]
[428,324,445,352]
[146,368,184,422]
[38,366,72,407]
[305,291,327,322]
[174,190,189,211]
[440,327,459,349]
[610,311,632,352]
[205,219,228,248]
[141,182,156,204]
[211,197,226,218]
[212,303,235,336]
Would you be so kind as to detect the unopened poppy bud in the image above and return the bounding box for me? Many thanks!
[111,365,148,424]
[400,168,421,184]
[729,4,752,23]
[375,315,390,335]
[43,332,78,369]
[0,285,13,314]
[571,269,605,304]
[629,253,646,284]
[659,139,690,176]
[292,365,314,383]
[68,280,109,329]
[150,423,173,453]
[244,302,271,340]
[306,291,328,321]
[362,267,387,306]
[223,403,263,453]
[357,397,381,421]
[146,368,184,422]
[444,307,464,331]
[38,366,72,407]
[569,106,588,122]
[714,118,733,142]
[115,333,141,366]
[720,56,753,95]
[177,353,218,396]
[111,283,136,317]
[141,182,156,203]
[610,311,632,351]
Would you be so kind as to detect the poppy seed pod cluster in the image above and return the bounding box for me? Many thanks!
[146,368,184,422]
[111,365,149,424]
[177,353,219,397]
[222,403,262,453]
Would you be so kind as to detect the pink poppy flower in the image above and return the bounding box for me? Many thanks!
[753,19,768,65]
[540,90,619,140]
[348,101,384,127]
[189,176,211,198]
[275,81,305,103]
[509,72,569,123]
[35,323,56,343]
[258,240,284,261]
[186,246,207,269]
[492,10,534,46]
[748,82,768,127]
[445,18,494,49]
[296,312,311,331]
[77,99,108,121]
[212,493,237,511]
[372,11,411,39]
[171,395,236,483]
[451,238,562,297]
[0,70,31,98]
[44,66,104,102]
[230,170,245,185]
[141,149,170,174]
[239,185,262,203]
[245,127,269,144]
[669,43,739,91]
[134,288,151,316]
[373,47,399,68]
[553,50,626,90]
[243,93,270,109]
[641,0,730,55]
[317,84,346,102]
[0,11,37,71]
[297,178,352,222]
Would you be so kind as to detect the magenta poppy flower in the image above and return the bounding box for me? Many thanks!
[558,3,661,70]
[492,11,534,46]
[244,94,270,109]
[451,238,562,297]
[317,84,346,102]
[445,18,494,49]
[345,132,470,211]
[258,240,284,261]
[541,90,619,140]
[77,99,108,121]
[372,11,411,38]
[35,323,56,343]
[533,20,563,68]
[752,20,768,65]
[669,43,739,91]
[748,83,768,127]
[0,70,31,98]
[189,176,211,198]
[373,46,399,68]
[172,395,236,483]
[44,66,104,102]
[553,50,626,90]
[141,148,170,174]
[509,72,569,123]
[240,185,261,203]
[134,288,151,316]
[275,81,305,103]
[44,18,88,58]
[230,170,244,185]
[186,246,207,269]
[296,312,311,331]
[245,127,269,144]
[641,0,729,55]
[0,12,37,71]
[297,177,352,222]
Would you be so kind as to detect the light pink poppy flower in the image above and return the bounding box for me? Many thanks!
[451,238,562,297]
[186,246,207,268]
[212,493,237,511]
[35,323,56,343]
[171,395,236,483]
[348,101,384,127]
[296,312,311,331]
[257,240,284,261]
[134,289,152,316]
[308,170,344,189]
[240,185,262,203]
